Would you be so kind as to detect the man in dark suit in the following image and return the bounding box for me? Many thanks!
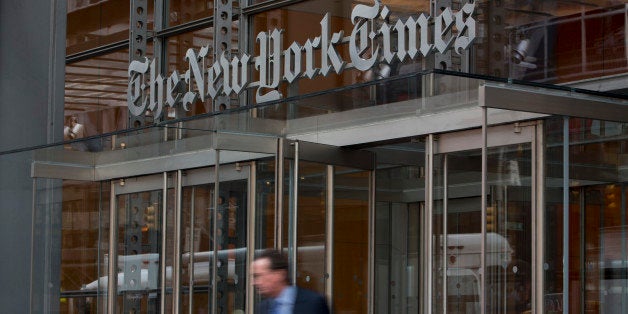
[252,249,330,314]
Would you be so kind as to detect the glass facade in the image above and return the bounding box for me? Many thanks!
[545,117,628,313]
[2,0,628,313]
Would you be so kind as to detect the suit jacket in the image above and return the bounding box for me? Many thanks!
[257,287,330,314]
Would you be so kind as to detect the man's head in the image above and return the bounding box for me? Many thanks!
[252,249,289,298]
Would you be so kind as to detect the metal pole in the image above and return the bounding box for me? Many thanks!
[211,151,220,313]
[368,169,376,314]
[107,181,118,314]
[276,138,284,250]
[426,134,434,314]
[173,170,183,312]
[160,172,168,314]
[291,142,299,285]
[534,121,545,314]
[562,117,569,314]
[247,162,256,314]
[443,154,448,314]
[189,187,196,314]
[325,165,334,307]
[481,107,487,314]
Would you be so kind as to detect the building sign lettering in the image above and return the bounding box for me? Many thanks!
[127,0,476,118]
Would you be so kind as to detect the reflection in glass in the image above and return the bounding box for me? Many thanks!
[433,143,532,314]
[65,48,154,140]
[333,166,369,313]
[165,24,241,116]
[115,188,163,312]
[255,158,276,250]
[60,180,110,313]
[374,141,424,313]
[486,144,532,314]
[545,118,628,314]
[296,162,327,294]
[434,150,484,314]
[167,0,214,27]
[180,165,249,313]
[67,0,129,55]
[181,182,214,313]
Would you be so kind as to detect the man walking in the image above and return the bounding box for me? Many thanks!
[252,249,330,314]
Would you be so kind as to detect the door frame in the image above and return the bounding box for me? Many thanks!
[281,139,376,313]
[425,119,542,314]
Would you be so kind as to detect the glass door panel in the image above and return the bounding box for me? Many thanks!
[373,141,425,314]
[435,126,534,314]
[180,178,214,313]
[59,180,110,313]
[486,144,532,314]
[333,166,370,313]
[287,141,373,312]
[179,164,250,314]
[295,161,327,294]
[113,173,168,313]
[434,150,483,314]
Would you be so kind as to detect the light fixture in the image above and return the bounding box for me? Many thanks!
[119,178,125,186]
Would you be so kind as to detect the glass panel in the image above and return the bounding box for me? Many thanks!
[65,47,154,139]
[439,150,482,314]
[373,141,424,313]
[543,117,565,313]
[179,164,249,313]
[114,174,165,313]
[486,143,532,314]
[60,180,110,313]
[181,177,214,313]
[249,0,430,107]
[256,158,276,250]
[214,174,248,313]
[296,161,327,294]
[333,166,369,313]
[68,0,126,55]
[166,28,215,116]
[167,0,214,27]
[478,0,628,83]
[433,153,445,314]
[546,118,628,313]
[165,24,241,117]
[434,140,532,314]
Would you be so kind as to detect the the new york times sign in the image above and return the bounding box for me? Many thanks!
[127,0,476,118]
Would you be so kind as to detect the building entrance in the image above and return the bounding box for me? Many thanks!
[430,124,537,314]
[49,132,376,313]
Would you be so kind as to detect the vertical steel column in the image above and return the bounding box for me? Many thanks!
[211,151,221,313]
[160,172,168,314]
[188,187,196,314]
[325,165,334,306]
[562,117,570,314]
[213,0,233,112]
[622,184,627,311]
[107,181,118,314]
[534,121,545,314]
[173,170,183,312]
[481,107,487,314]
[442,154,448,314]
[276,138,284,250]
[368,169,376,314]
[425,134,434,314]
[129,0,148,127]
[247,162,257,314]
[291,142,299,285]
